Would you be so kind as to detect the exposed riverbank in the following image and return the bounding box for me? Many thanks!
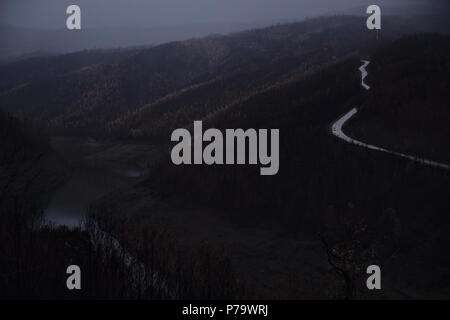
[44,136,162,227]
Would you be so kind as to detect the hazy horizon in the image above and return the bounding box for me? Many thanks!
[0,0,433,30]
[0,0,448,61]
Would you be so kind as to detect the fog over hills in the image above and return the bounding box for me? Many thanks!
[0,0,448,62]
[0,16,407,136]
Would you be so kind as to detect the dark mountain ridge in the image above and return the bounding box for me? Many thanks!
[0,15,413,137]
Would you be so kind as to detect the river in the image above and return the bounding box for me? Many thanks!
[43,137,151,228]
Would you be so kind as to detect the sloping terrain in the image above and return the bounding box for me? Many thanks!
[346,34,450,163]
[0,109,181,299]
[89,35,450,298]
[1,16,449,299]
[0,48,138,93]
[0,16,408,137]
[0,109,68,207]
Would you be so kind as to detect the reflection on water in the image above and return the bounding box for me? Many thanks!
[113,168,141,178]
[44,166,140,228]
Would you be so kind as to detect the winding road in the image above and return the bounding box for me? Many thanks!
[331,60,450,170]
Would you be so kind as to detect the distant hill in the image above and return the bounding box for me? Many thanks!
[0,20,285,62]
[0,48,139,93]
[0,15,412,137]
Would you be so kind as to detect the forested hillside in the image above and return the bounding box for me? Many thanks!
[0,16,408,137]
[1,15,449,299]
[347,34,450,162]
[0,48,138,94]
[0,109,56,204]
[0,109,242,299]
[93,36,450,298]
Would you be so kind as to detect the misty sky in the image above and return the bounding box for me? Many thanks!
[0,0,422,29]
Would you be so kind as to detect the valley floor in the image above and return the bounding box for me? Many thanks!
[44,136,163,227]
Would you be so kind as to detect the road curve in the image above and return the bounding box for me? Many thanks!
[331,60,450,170]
